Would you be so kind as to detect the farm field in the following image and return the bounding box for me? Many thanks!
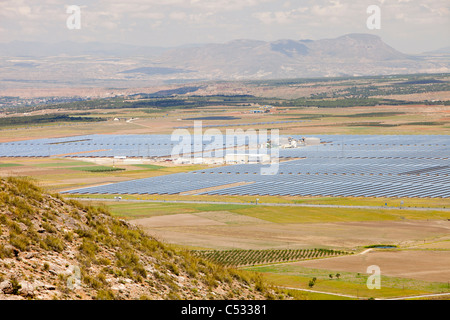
[68,193,450,209]
[76,200,450,253]
[245,263,450,299]
[81,199,449,299]
[288,249,450,283]
[128,212,450,250]
[192,248,350,267]
[1,98,449,143]
[84,200,450,223]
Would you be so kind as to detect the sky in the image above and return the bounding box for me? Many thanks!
[0,0,449,54]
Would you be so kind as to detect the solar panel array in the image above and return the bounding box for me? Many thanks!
[61,134,450,198]
[0,134,262,158]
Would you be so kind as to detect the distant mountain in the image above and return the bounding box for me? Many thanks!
[302,33,412,60]
[156,33,439,79]
[0,34,448,86]
[425,46,450,54]
[0,41,168,57]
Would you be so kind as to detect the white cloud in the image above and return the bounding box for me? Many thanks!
[169,11,187,20]
[0,0,447,52]
[253,7,309,25]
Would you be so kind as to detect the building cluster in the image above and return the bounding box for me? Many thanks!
[278,136,321,149]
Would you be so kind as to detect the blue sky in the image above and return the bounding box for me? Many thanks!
[0,0,449,53]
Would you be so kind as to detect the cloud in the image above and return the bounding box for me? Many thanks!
[253,7,308,25]
[0,0,447,53]
[189,0,264,12]
[310,0,348,18]
[169,11,188,20]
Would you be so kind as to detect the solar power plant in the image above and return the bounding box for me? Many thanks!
[61,135,450,198]
[0,134,258,158]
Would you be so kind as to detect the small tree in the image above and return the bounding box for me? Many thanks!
[329,274,333,279]
[308,277,317,288]
[336,273,341,280]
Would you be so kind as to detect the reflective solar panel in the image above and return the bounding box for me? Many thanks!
[2,134,448,198]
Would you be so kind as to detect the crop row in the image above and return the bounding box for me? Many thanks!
[192,248,349,267]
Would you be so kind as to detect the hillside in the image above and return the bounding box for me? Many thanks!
[0,177,285,300]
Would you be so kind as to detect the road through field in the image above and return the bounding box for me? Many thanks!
[281,286,450,300]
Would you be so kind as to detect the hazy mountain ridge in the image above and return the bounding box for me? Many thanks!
[0,33,448,86]
[0,41,169,57]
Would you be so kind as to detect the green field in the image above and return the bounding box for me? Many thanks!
[67,193,450,209]
[132,164,166,170]
[231,206,450,224]
[79,200,450,224]
[245,264,450,299]
[0,163,22,167]
[86,201,247,219]
[32,161,94,167]
[68,166,125,172]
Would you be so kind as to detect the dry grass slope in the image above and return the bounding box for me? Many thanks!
[0,177,288,300]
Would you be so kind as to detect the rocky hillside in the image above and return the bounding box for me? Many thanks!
[0,177,285,300]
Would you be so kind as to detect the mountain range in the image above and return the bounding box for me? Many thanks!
[0,33,449,86]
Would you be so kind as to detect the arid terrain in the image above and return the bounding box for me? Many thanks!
[1,73,449,300]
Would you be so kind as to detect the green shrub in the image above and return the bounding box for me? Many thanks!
[78,238,98,257]
[63,231,74,242]
[134,265,147,279]
[97,257,111,266]
[42,221,57,233]
[43,235,65,253]
[166,262,180,276]
[9,231,30,251]
[96,290,115,300]
[0,244,13,259]
[10,277,22,295]
[75,228,94,239]
[82,274,104,290]
[115,250,139,268]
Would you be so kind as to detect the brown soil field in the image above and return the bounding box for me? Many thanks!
[290,249,450,283]
[407,240,450,250]
[132,213,226,228]
[131,215,450,251]
[0,168,77,177]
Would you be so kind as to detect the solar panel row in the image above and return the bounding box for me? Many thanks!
[2,134,448,198]
[60,134,449,198]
